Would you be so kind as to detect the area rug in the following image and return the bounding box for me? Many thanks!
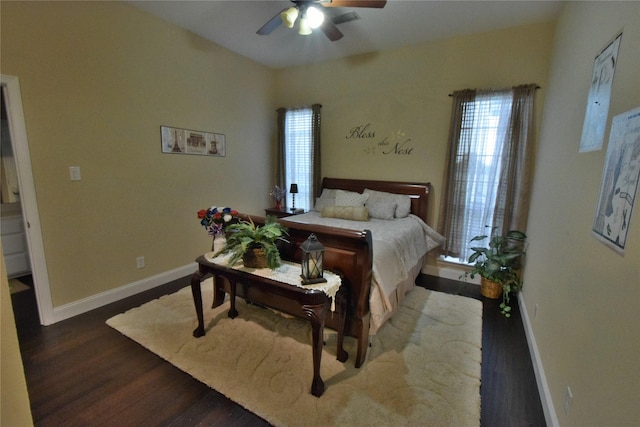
[107,280,482,426]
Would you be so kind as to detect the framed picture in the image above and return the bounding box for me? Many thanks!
[579,33,622,153]
[592,106,640,254]
[161,126,226,157]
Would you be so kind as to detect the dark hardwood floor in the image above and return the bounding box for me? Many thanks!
[11,274,546,426]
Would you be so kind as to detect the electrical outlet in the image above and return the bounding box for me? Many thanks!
[564,386,573,415]
[136,256,145,269]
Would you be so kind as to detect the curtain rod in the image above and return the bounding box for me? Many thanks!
[448,85,540,97]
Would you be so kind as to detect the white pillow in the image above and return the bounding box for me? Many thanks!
[364,189,412,218]
[335,189,369,207]
[394,195,412,218]
[367,200,397,220]
[312,189,337,211]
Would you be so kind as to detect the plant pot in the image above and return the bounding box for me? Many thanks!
[242,247,268,268]
[480,277,503,299]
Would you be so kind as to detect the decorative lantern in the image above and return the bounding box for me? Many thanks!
[300,234,327,284]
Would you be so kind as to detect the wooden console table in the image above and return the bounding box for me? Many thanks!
[190,253,348,397]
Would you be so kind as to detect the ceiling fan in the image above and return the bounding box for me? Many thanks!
[257,0,387,41]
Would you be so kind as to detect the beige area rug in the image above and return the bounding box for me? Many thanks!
[9,278,29,294]
[107,280,482,426]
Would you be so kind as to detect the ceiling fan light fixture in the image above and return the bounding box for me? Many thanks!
[307,6,325,29]
[298,16,312,35]
[281,7,299,29]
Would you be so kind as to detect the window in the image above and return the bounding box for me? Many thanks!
[277,105,322,212]
[284,107,313,210]
[439,85,537,263]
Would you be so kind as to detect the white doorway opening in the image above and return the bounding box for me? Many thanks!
[2,74,54,325]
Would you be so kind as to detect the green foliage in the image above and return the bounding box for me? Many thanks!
[463,228,527,317]
[213,216,289,269]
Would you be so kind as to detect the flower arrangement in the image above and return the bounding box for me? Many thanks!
[269,185,286,209]
[197,206,239,236]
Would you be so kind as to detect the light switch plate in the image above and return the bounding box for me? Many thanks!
[69,166,81,181]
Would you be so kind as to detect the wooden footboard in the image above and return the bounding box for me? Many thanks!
[280,220,373,368]
[242,214,373,368]
[239,177,431,368]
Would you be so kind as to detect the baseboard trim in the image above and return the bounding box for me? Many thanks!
[51,263,196,324]
[424,259,480,284]
[518,292,559,427]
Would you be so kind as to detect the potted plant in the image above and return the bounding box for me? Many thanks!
[214,216,289,269]
[463,228,527,317]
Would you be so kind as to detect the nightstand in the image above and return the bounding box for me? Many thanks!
[265,207,303,218]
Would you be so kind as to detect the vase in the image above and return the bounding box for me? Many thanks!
[242,247,268,268]
[212,234,227,253]
[275,200,282,210]
[480,277,503,299]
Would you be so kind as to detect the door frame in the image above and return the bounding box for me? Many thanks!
[2,74,54,325]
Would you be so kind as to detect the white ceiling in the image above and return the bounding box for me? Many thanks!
[129,0,563,69]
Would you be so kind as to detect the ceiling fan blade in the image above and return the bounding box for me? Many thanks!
[321,0,387,8]
[320,19,344,41]
[256,8,287,35]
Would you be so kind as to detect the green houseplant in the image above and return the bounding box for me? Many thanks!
[213,216,289,269]
[464,229,527,317]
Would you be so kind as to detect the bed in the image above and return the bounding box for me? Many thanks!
[248,178,444,368]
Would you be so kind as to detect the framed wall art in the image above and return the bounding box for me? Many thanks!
[579,32,622,153]
[161,126,226,157]
[592,106,640,254]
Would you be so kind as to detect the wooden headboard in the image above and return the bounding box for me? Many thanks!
[321,177,431,222]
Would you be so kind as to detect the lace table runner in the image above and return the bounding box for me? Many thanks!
[205,252,342,310]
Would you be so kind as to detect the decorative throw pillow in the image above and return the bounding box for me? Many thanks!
[321,205,370,221]
[312,189,337,211]
[313,197,332,212]
[366,200,397,220]
[364,189,412,218]
[335,189,369,207]
[394,195,412,218]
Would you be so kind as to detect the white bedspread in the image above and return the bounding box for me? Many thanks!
[283,212,445,321]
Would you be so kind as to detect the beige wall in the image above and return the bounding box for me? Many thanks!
[524,2,640,425]
[3,1,639,425]
[1,2,275,306]
[274,21,555,226]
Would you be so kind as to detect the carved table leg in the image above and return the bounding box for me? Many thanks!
[227,277,238,319]
[190,270,206,338]
[303,301,328,397]
[211,274,226,309]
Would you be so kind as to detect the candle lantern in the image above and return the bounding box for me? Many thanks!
[300,234,327,284]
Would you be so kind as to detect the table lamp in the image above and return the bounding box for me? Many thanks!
[290,183,298,212]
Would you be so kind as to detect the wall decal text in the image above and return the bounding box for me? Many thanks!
[346,124,414,156]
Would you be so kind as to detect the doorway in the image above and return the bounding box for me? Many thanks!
[1,74,54,325]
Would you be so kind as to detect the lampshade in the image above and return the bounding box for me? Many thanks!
[298,17,312,35]
[289,183,298,194]
[280,7,298,29]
